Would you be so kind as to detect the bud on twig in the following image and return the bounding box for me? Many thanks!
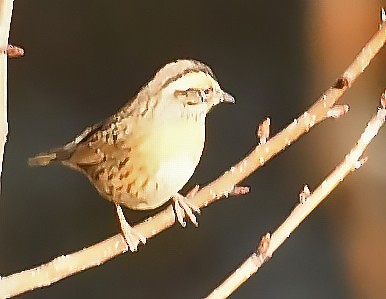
[299,185,311,204]
[257,233,271,256]
[6,44,24,58]
[257,117,271,144]
[380,89,386,109]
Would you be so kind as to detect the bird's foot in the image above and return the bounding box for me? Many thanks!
[172,185,201,227]
[115,204,146,252]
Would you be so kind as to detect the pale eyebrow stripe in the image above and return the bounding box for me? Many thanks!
[161,65,215,90]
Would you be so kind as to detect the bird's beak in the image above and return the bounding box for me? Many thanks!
[221,91,235,104]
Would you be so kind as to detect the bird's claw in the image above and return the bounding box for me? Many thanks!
[173,190,201,227]
[115,204,146,252]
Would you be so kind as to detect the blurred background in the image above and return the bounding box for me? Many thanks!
[1,0,385,298]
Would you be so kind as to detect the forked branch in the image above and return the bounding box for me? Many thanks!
[0,11,385,299]
[205,91,386,299]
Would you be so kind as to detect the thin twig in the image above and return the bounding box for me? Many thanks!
[0,14,385,299]
[205,94,386,299]
[0,0,14,189]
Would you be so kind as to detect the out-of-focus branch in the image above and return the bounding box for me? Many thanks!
[0,13,385,299]
[205,92,386,299]
[0,0,13,187]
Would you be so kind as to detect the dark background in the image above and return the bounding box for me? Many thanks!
[1,1,385,298]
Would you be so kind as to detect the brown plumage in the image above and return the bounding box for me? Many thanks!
[29,59,234,250]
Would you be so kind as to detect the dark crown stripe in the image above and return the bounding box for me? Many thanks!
[160,60,215,90]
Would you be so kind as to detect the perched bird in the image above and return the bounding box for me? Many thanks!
[29,59,234,251]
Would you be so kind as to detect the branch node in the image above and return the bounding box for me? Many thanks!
[257,117,271,144]
[333,77,350,89]
[380,89,386,109]
[257,233,271,257]
[230,185,250,196]
[299,185,311,204]
[6,44,24,58]
[327,104,349,119]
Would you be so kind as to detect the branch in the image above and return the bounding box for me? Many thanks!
[205,91,386,299]
[0,14,385,298]
[0,0,13,188]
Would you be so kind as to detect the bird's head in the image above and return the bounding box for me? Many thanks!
[147,60,234,118]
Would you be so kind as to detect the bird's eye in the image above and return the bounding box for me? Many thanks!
[203,87,213,95]
[174,88,212,106]
[202,87,213,101]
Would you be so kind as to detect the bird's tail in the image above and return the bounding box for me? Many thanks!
[28,142,76,167]
[28,122,103,167]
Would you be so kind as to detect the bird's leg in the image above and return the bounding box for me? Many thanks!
[115,204,146,252]
[172,185,201,227]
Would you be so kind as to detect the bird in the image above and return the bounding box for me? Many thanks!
[29,59,234,251]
